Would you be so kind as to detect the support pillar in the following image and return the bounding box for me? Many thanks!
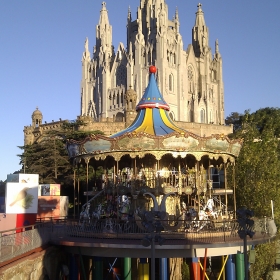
[69,254,78,280]
[139,258,149,280]
[190,257,200,280]
[226,255,236,280]
[124,257,132,280]
[236,253,245,280]
[83,256,89,280]
[78,250,87,280]
[160,258,168,280]
[93,257,103,280]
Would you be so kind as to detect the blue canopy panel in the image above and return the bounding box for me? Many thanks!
[110,110,146,138]
[110,108,186,138]
[136,73,169,111]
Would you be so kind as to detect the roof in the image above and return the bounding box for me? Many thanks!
[110,66,186,138]
[66,66,243,161]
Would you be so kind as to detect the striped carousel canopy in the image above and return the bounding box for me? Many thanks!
[110,66,186,138]
[66,66,242,162]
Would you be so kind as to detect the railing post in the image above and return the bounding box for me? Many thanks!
[32,225,34,248]
[12,231,14,256]
[223,220,226,242]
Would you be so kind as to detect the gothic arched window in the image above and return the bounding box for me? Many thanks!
[209,110,213,124]
[189,110,194,122]
[121,91,124,106]
[115,112,124,122]
[35,119,40,127]
[81,89,83,112]
[200,109,206,123]
[112,93,116,106]
[169,73,174,92]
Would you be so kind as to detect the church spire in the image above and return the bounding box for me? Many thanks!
[82,37,91,61]
[194,3,206,27]
[192,3,209,57]
[214,39,221,59]
[127,5,131,21]
[174,7,179,33]
[175,6,179,19]
[95,2,112,53]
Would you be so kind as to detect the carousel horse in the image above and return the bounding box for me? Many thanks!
[184,207,211,232]
[79,203,91,226]
[92,203,102,220]
[203,198,219,219]
[118,195,131,221]
[184,199,218,232]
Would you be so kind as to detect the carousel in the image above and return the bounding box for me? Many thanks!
[66,65,242,234]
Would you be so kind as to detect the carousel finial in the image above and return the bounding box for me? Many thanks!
[149,65,157,74]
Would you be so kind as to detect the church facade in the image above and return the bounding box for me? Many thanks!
[81,0,224,125]
[24,1,231,146]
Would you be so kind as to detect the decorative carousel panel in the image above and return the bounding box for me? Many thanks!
[83,138,112,153]
[205,138,229,152]
[183,186,193,195]
[230,142,242,156]
[117,136,156,150]
[162,136,199,150]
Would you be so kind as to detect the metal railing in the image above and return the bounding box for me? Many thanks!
[50,216,276,245]
[0,216,276,265]
[0,223,52,264]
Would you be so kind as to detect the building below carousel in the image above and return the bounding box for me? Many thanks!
[23,106,232,146]
[50,66,276,280]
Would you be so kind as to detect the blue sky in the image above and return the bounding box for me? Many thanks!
[1,1,280,181]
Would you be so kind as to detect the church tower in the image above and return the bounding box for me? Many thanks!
[81,2,115,120]
[80,1,225,125]
[188,3,224,124]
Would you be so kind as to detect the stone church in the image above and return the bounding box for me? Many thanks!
[81,0,224,124]
[24,0,231,145]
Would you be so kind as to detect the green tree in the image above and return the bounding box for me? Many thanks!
[18,136,71,185]
[0,181,5,196]
[249,241,279,280]
[61,119,103,141]
[225,111,244,134]
[232,108,280,223]
[17,120,104,199]
[227,108,280,279]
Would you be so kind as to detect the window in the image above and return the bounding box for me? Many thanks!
[112,93,116,106]
[208,167,225,188]
[209,110,213,123]
[200,109,205,123]
[189,110,194,122]
[81,89,83,113]
[169,73,174,92]
[115,112,124,122]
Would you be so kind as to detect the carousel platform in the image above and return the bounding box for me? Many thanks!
[50,217,276,258]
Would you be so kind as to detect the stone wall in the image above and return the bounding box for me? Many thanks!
[24,114,233,145]
[0,247,68,280]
